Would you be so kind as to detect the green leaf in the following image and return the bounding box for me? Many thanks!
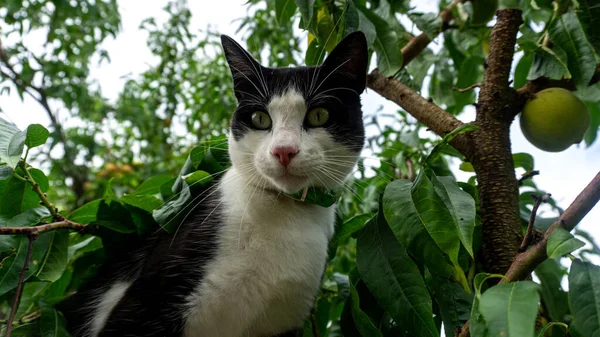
[35,229,69,282]
[24,124,50,149]
[0,233,52,296]
[431,175,476,258]
[479,281,541,337]
[0,174,40,218]
[569,259,600,337]
[548,10,596,88]
[358,7,402,76]
[329,213,372,257]
[345,0,376,46]
[536,322,568,337]
[584,102,600,146]
[275,0,296,25]
[514,53,533,89]
[426,272,473,337]
[535,259,569,322]
[0,207,50,227]
[383,178,454,278]
[409,12,443,39]
[453,57,483,112]
[347,269,384,337]
[29,168,49,192]
[547,227,586,258]
[134,175,173,195]
[0,117,25,167]
[513,153,535,171]
[181,170,213,188]
[120,194,163,213]
[67,200,101,224]
[576,0,600,56]
[39,298,71,337]
[356,212,439,337]
[0,165,13,180]
[527,46,571,82]
[296,0,315,26]
[305,38,326,66]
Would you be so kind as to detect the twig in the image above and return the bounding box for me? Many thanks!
[17,160,63,221]
[400,0,463,67]
[518,170,540,185]
[453,83,481,93]
[0,220,87,236]
[5,235,35,337]
[519,193,551,252]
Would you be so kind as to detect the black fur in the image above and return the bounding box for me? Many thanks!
[61,190,223,337]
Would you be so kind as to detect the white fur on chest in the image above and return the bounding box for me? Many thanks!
[183,168,335,337]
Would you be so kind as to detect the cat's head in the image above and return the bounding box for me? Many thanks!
[221,32,368,194]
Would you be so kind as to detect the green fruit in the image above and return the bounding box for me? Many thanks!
[471,0,499,26]
[520,88,590,152]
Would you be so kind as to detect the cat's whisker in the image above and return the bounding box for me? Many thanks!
[158,164,256,234]
[310,59,352,97]
[237,171,263,249]
[229,64,268,100]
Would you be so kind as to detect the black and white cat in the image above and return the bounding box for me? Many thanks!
[63,31,368,337]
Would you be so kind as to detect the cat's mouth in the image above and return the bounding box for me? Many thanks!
[271,171,309,193]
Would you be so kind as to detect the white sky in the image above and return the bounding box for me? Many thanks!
[2,0,599,256]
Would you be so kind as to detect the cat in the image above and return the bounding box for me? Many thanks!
[61,31,368,337]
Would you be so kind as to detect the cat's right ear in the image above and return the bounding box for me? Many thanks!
[221,35,264,101]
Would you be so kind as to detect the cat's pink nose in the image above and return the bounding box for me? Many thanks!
[271,146,299,166]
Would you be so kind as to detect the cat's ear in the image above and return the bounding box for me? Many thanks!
[221,35,264,100]
[320,31,369,93]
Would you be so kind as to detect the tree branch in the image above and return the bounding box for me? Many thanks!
[5,235,35,337]
[400,0,463,67]
[469,8,523,275]
[458,171,600,337]
[0,220,87,236]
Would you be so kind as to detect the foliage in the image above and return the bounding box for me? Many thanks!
[0,0,599,336]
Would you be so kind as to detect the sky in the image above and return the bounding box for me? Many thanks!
[2,0,599,259]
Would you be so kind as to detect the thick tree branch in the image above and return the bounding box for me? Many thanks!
[503,171,600,282]
[367,70,471,152]
[366,0,474,156]
[469,9,523,275]
[5,235,35,337]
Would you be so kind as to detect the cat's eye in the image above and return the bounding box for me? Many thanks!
[306,108,329,127]
[251,111,272,129]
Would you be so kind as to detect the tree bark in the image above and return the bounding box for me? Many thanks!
[470,9,524,275]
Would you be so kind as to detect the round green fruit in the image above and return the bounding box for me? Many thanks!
[471,0,499,26]
[520,88,590,152]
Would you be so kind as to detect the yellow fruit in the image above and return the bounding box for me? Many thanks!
[121,164,133,173]
[105,163,117,172]
[471,0,498,26]
[520,88,590,152]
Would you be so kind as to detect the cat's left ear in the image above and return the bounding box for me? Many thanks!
[221,35,264,100]
[320,31,369,93]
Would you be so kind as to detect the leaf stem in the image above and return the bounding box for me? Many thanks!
[18,160,62,221]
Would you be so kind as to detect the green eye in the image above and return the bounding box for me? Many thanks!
[251,111,272,129]
[307,108,329,127]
